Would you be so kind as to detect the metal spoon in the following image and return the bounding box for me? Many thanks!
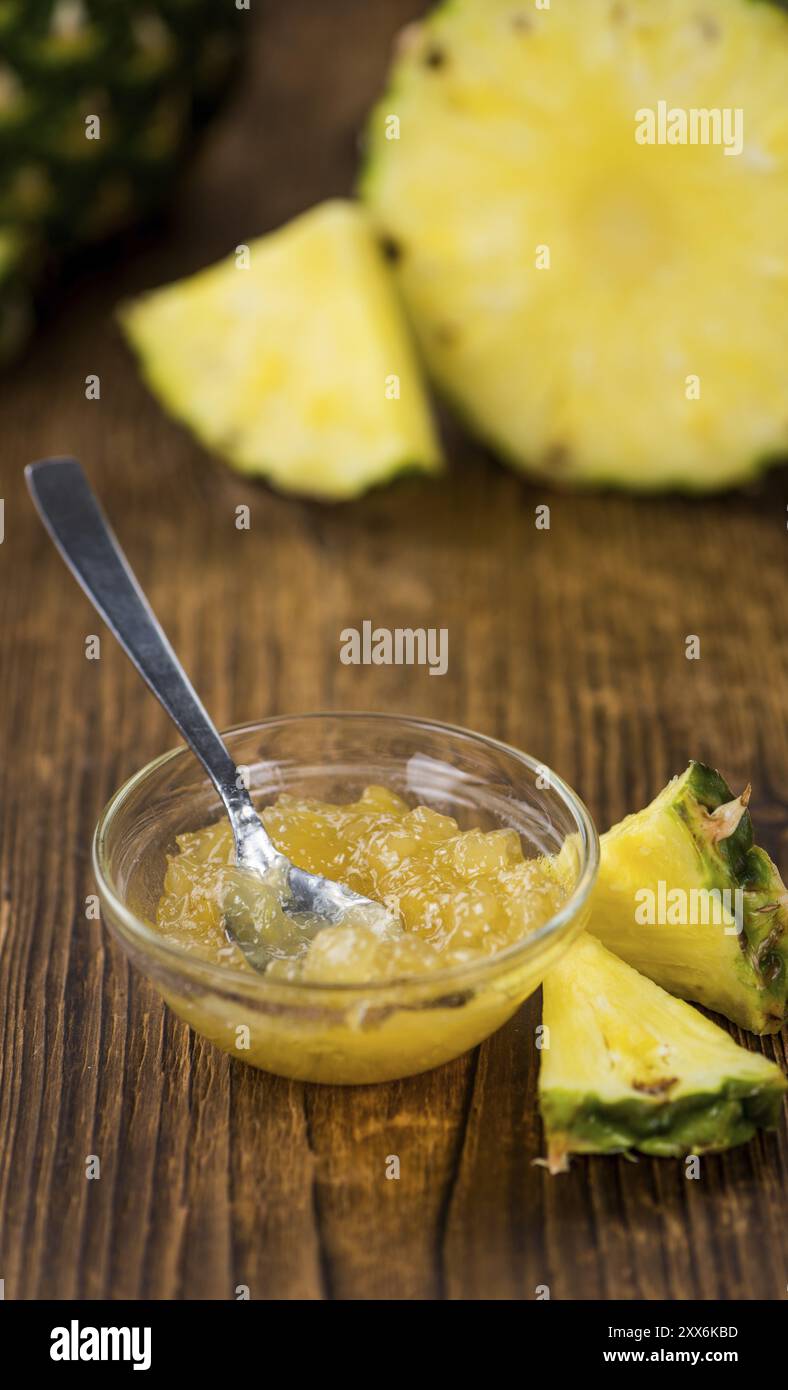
[25,457,397,970]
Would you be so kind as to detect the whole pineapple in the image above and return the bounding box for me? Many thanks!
[0,0,242,362]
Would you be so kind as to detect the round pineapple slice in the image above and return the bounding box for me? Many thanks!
[362,0,788,490]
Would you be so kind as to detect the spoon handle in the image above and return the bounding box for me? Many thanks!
[25,457,267,844]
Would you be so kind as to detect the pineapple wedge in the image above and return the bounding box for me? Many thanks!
[362,0,788,489]
[120,200,442,499]
[589,763,788,1034]
[540,934,786,1170]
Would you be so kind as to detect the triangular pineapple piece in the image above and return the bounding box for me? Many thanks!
[120,200,443,499]
[589,762,788,1034]
[540,934,786,1171]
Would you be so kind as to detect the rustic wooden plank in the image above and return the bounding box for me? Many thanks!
[304,1057,473,1301]
[0,0,785,1302]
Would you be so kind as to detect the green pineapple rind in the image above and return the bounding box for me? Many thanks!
[542,1077,786,1159]
[671,762,788,1029]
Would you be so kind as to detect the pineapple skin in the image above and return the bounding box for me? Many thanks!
[361,0,788,492]
[589,763,788,1034]
[540,934,786,1169]
[0,0,241,361]
[0,226,31,361]
[542,1080,784,1162]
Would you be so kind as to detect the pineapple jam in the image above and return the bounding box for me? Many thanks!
[154,785,570,1083]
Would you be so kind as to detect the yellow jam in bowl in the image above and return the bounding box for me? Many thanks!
[149,785,575,1083]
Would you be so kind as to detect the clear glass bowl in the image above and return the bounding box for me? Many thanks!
[93,713,598,1084]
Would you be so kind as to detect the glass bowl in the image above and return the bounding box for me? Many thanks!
[93,713,598,1084]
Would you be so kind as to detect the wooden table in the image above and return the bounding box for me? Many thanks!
[1,0,786,1301]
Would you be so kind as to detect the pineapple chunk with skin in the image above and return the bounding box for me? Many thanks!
[362,0,788,490]
[120,200,443,500]
[540,934,786,1170]
[589,763,788,1034]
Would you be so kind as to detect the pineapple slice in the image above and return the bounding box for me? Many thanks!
[120,200,442,499]
[540,934,786,1170]
[588,763,788,1034]
[362,0,788,489]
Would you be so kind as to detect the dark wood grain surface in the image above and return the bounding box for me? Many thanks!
[1,0,786,1301]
